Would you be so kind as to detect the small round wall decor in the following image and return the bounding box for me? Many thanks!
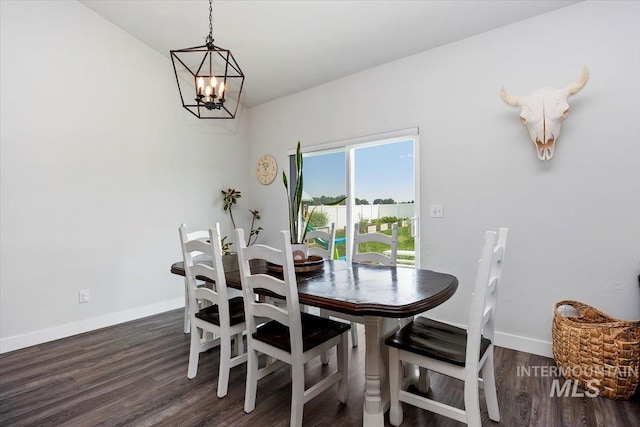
[256,154,278,185]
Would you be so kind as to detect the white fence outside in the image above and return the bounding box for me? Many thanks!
[311,203,414,231]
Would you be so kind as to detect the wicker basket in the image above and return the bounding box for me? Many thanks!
[552,300,640,400]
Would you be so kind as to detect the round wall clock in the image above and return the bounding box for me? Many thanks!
[256,154,278,185]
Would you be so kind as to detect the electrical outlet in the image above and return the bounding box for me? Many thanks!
[79,289,90,303]
[430,204,444,218]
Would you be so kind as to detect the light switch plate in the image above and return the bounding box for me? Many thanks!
[430,204,444,218]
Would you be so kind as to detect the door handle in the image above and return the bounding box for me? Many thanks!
[411,216,419,238]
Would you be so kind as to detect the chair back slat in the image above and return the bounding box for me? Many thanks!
[353,252,394,266]
[250,302,290,327]
[183,230,210,258]
[243,244,286,266]
[188,263,222,308]
[352,222,399,267]
[189,263,215,281]
[481,306,491,328]
[487,277,498,295]
[245,274,288,298]
[490,246,504,268]
[186,230,210,240]
[184,239,211,258]
[354,231,395,245]
[193,287,220,306]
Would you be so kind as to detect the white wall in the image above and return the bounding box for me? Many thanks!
[247,1,640,356]
[0,1,250,352]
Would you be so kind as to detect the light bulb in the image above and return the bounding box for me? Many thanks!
[218,82,225,97]
[197,77,205,95]
[210,76,217,88]
[205,86,212,96]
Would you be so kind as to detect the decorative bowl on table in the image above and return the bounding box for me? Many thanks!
[266,255,324,274]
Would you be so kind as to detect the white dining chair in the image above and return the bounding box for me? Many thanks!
[306,222,342,352]
[385,228,508,427]
[305,222,336,260]
[235,228,350,427]
[179,223,246,398]
[352,221,399,266]
[178,226,208,334]
[344,221,399,346]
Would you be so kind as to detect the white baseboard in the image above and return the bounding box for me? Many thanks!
[421,315,553,359]
[0,298,184,354]
[494,331,553,358]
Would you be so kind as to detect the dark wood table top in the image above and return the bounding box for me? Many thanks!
[171,256,458,318]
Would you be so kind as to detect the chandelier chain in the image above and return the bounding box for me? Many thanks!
[208,0,214,42]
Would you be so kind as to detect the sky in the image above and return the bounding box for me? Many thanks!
[303,139,415,203]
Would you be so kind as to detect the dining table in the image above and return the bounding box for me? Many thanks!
[171,256,458,427]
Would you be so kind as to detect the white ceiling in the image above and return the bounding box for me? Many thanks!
[80,0,579,108]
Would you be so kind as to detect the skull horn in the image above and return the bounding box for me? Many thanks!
[500,86,520,107]
[566,66,589,95]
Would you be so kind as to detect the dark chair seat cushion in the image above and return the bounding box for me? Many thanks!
[194,296,245,326]
[385,317,491,367]
[253,312,351,353]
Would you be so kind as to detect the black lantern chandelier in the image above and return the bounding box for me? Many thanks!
[170,0,244,119]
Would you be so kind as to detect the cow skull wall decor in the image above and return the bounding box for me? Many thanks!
[501,67,589,161]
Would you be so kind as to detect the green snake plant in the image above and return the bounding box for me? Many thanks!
[283,141,345,244]
[283,141,304,244]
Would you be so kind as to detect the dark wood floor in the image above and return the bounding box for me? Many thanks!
[1,309,638,426]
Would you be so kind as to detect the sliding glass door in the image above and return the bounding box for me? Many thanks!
[299,131,420,267]
[352,140,417,267]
